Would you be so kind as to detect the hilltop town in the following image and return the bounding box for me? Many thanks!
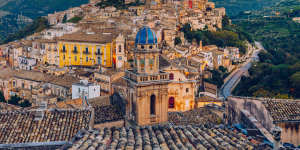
[0,0,299,149]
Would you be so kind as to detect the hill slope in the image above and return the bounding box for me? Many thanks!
[0,0,89,43]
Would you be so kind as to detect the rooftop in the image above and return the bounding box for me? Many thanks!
[64,125,258,150]
[58,30,118,44]
[168,108,222,126]
[263,100,300,122]
[0,102,21,111]
[88,96,124,124]
[0,108,92,145]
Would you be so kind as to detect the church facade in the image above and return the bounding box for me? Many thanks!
[124,26,170,125]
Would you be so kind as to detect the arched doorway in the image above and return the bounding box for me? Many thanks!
[168,97,175,108]
[150,95,156,115]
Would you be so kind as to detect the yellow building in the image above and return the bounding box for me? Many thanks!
[163,64,198,112]
[57,31,125,68]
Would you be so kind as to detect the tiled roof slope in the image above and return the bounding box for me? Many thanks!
[0,109,91,144]
[168,108,222,126]
[88,96,124,124]
[263,100,300,122]
[64,125,258,150]
[0,102,21,110]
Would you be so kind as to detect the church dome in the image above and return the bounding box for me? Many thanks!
[135,26,158,45]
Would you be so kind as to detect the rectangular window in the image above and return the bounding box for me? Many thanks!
[140,59,145,72]
[118,56,122,60]
[86,57,89,62]
[186,88,189,93]
[97,48,101,54]
[85,47,89,54]
[168,97,175,108]
[62,45,66,52]
[119,45,122,53]
[98,57,101,64]
[75,56,77,61]
[149,59,153,70]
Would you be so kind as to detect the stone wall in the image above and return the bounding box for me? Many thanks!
[277,122,300,146]
[226,97,274,131]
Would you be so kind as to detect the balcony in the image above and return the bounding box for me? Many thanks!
[150,115,157,123]
[95,52,102,55]
[125,70,169,83]
[83,51,90,55]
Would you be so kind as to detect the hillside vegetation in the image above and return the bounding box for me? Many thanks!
[212,0,281,17]
[232,0,300,98]
[0,0,89,43]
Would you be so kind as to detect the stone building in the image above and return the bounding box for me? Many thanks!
[124,26,170,125]
[227,96,300,147]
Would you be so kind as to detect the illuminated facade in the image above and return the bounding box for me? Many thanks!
[57,31,125,68]
[125,26,170,125]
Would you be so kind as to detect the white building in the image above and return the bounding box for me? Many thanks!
[200,51,213,69]
[224,47,240,61]
[17,56,36,70]
[42,23,79,40]
[72,80,100,100]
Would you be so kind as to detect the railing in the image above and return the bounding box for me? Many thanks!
[95,52,102,55]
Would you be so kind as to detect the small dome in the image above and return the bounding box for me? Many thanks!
[135,26,158,45]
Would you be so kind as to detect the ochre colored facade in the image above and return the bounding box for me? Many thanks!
[125,26,170,125]
[58,41,115,68]
[164,65,197,112]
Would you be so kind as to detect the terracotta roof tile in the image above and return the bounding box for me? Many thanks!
[0,109,91,144]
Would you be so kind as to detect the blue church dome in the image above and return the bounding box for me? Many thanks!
[135,26,158,45]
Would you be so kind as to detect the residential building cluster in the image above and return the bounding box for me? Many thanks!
[0,0,287,150]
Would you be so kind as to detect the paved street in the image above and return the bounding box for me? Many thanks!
[220,41,264,99]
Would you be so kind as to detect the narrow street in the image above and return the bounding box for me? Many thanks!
[220,41,264,99]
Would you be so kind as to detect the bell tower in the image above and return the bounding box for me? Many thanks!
[124,26,169,125]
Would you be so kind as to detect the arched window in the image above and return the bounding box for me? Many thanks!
[169,73,174,80]
[74,46,77,52]
[168,97,175,108]
[150,95,156,115]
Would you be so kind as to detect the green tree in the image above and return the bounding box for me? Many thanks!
[222,15,230,28]
[20,100,32,107]
[0,91,5,103]
[290,72,300,97]
[174,37,182,45]
[2,17,49,44]
[8,95,21,106]
[62,14,67,23]
[218,66,227,73]
[67,16,82,23]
